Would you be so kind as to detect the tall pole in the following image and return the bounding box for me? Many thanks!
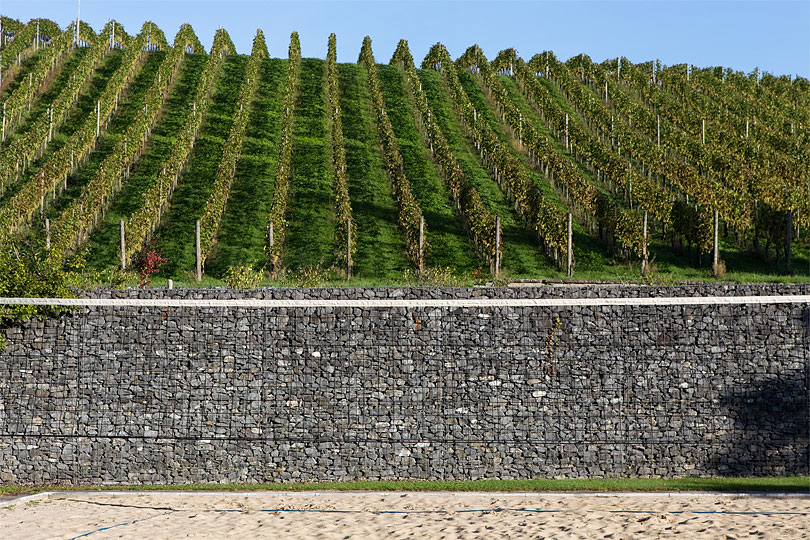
[642,210,649,273]
[494,216,501,277]
[96,100,100,137]
[657,115,660,148]
[566,212,573,277]
[565,113,569,151]
[418,216,425,274]
[195,219,202,282]
[712,209,719,272]
[346,218,352,280]
[786,210,792,274]
[120,219,126,270]
[76,0,81,46]
[45,218,50,249]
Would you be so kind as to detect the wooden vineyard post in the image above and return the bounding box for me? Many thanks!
[45,218,50,249]
[75,0,81,46]
[346,218,352,280]
[641,210,649,275]
[657,115,660,148]
[712,209,720,275]
[418,216,425,274]
[565,113,569,151]
[96,101,100,138]
[119,219,126,269]
[786,210,792,274]
[494,216,501,277]
[195,219,201,282]
[566,212,573,277]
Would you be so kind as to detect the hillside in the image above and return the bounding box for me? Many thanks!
[1,17,808,286]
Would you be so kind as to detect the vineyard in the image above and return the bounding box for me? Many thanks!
[1,17,809,286]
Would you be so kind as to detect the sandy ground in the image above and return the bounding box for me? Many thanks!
[1,491,809,539]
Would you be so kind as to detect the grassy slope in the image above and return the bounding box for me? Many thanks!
[154,54,247,279]
[84,53,207,270]
[418,68,552,277]
[204,58,287,276]
[377,64,480,274]
[282,58,336,271]
[0,49,125,208]
[41,51,164,223]
[339,63,410,278]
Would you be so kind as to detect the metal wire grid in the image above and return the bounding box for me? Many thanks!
[0,302,808,474]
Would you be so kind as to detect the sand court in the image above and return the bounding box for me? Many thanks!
[1,491,809,539]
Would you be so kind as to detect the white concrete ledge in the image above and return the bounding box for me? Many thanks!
[0,295,809,308]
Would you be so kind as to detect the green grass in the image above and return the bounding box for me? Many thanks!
[282,58,337,271]
[154,54,247,279]
[418,68,554,277]
[204,58,288,276]
[339,62,411,278]
[84,53,208,271]
[1,477,807,496]
[377,64,481,274]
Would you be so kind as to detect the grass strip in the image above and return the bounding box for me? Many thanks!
[154,54,246,278]
[205,58,287,276]
[2,477,807,496]
[338,62,410,278]
[283,57,337,271]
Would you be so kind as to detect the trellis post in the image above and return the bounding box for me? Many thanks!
[494,216,501,277]
[195,220,201,282]
[346,218,352,280]
[120,219,126,270]
[418,216,425,274]
[566,213,573,277]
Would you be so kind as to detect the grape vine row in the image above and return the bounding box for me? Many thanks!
[361,36,426,267]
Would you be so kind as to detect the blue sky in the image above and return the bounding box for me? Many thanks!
[2,1,808,77]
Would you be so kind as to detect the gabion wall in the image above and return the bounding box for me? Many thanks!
[0,284,808,484]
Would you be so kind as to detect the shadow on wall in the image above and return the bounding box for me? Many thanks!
[710,373,809,478]
[706,305,810,478]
